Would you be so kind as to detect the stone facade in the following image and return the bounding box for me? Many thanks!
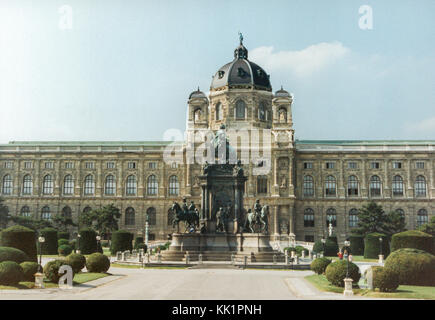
[1,41,434,244]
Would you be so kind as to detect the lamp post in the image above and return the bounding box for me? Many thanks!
[34,236,46,289]
[145,213,149,247]
[378,237,384,264]
[343,239,353,296]
[96,235,101,253]
[344,240,350,277]
[321,238,326,257]
[77,234,81,254]
[38,236,45,272]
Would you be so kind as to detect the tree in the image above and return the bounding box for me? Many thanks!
[384,210,407,236]
[352,201,390,236]
[52,215,77,232]
[0,198,10,230]
[79,204,120,239]
[9,216,52,231]
[418,216,435,237]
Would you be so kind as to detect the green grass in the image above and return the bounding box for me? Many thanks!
[305,274,435,299]
[103,247,112,257]
[73,272,109,284]
[324,255,379,263]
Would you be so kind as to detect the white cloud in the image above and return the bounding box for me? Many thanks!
[404,117,435,135]
[250,42,350,77]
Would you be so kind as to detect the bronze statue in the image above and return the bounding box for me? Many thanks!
[243,200,269,234]
[171,200,199,233]
[216,207,227,233]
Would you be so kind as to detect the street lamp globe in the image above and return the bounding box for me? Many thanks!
[96,236,101,241]
[38,236,45,243]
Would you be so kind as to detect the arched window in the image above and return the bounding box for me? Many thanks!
[42,175,53,194]
[304,208,315,227]
[167,208,175,226]
[347,175,358,196]
[62,206,72,218]
[417,209,428,227]
[22,175,33,195]
[396,208,405,219]
[147,175,158,195]
[63,175,74,195]
[20,205,31,217]
[2,174,12,195]
[369,175,381,197]
[84,175,95,195]
[325,175,336,197]
[41,206,51,220]
[125,207,135,225]
[415,175,426,197]
[235,100,246,119]
[215,103,222,120]
[105,175,116,195]
[349,208,358,227]
[258,102,266,120]
[303,175,314,197]
[168,175,179,195]
[392,175,404,196]
[326,208,337,227]
[83,206,92,214]
[257,176,268,194]
[126,175,137,195]
[147,207,156,225]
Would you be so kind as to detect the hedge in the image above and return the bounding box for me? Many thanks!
[134,237,144,249]
[325,260,361,287]
[43,259,74,283]
[384,248,435,286]
[313,240,324,254]
[86,253,110,273]
[310,257,331,274]
[324,236,339,257]
[78,228,97,254]
[364,233,390,259]
[58,244,73,256]
[0,261,24,286]
[57,231,70,240]
[0,246,28,263]
[372,266,399,292]
[40,228,58,255]
[391,230,434,254]
[110,230,133,255]
[0,225,37,262]
[349,235,365,255]
[66,253,86,273]
[20,261,39,281]
[58,239,70,247]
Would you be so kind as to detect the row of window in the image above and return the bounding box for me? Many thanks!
[2,161,162,170]
[214,101,281,122]
[303,208,429,228]
[1,174,180,196]
[303,161,427,170]
[303,175,428,197]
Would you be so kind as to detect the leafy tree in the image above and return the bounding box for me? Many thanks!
[418,216,435,237]
[79,204,120,239]
[52,215,77,232]
[384,210,407,236]
[352,201,390,236]
[0,198,10,230]
[9,216,52,231]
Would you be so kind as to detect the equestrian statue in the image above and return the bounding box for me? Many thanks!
[171,198,200,233]
[244,199,269,234]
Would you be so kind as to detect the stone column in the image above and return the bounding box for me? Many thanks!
[273,205,279,235]
[201,185,206,220]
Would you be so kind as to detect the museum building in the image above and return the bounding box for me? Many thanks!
[0,40,434,244]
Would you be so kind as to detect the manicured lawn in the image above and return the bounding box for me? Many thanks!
[73,272,109,284]
[305,274,435,299]
[103,247,112,257]
[324,255,379,263]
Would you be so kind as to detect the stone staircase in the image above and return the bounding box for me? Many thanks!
[160,250,285,263]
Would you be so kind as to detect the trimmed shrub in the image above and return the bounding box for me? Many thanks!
[313,240,324,254]
[325,260,361,287]
[43,259,74,283]
[65,253,86,273]
[20,261,39,281]
[78,228,97,254]
[0,225,37,262]
[57,231,70,240]
[110,230,133,255]
[40,228,58,255]
[372,266,399,292]
[310,257,331,274]
[283,247,296,254]
[364,233,390,259]
[86,253,110,273]
[136,243,147,252]
[101,240,110,248]
[134,237,144,249]
[58,239,70,247]
[69,239,77,250]
[0,246,28,263]
[391,230,434,254]
[0,261,24,286]
[295,246,309,256]
[58,244,73,256]
[324,236,339,257]
[384,248,435,286]
[349,235,364,255]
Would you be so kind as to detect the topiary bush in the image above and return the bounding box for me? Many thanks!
[110,230,133,255]
[391,230,434,254]
[69,239,77,250]
[0,225,37,262]
[0,261,24,286]
[20,261,39,281]
[134,236,144,249]
[372,266,399,292]
[324,236,339,257]
[58,244,73,256]
[384,248,435,286]
[310,257,331,274]
[58,239,70,247]
[313,240,324,254]
[43,259,74,283]
[325,260,361,287]
[65,253,86,273]
[295,246,309,256]
[0,246,29,263]
[40,227,58,255]
[349,235,364,255]
[78,228,97,254]
[364,233,389,259]
[86,253,110,273]
[136,243,147,252]
[57,231,70,240]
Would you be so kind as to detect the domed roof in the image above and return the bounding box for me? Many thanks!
[275,86,291,98]
[210,37,271,91]
[189,87,207,99]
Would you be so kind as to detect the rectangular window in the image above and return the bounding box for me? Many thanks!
[325,162,335,169]
[106,162,115,169]
[44,162,53,169]
[148,162,157,169]
[4,161,13,169]
[348,162,357,169]
[85,162,94,169]
[128,162,136,169]
[370,162,380,169]
[416,161,425,169]
[303,162,313,169]
[171,162,178,169]
[24,161,33,169]
[305,235,314,243]
[393,162,402,169]
[65,162,74,169]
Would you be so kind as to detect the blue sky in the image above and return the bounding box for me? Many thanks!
[0,0,434,143]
